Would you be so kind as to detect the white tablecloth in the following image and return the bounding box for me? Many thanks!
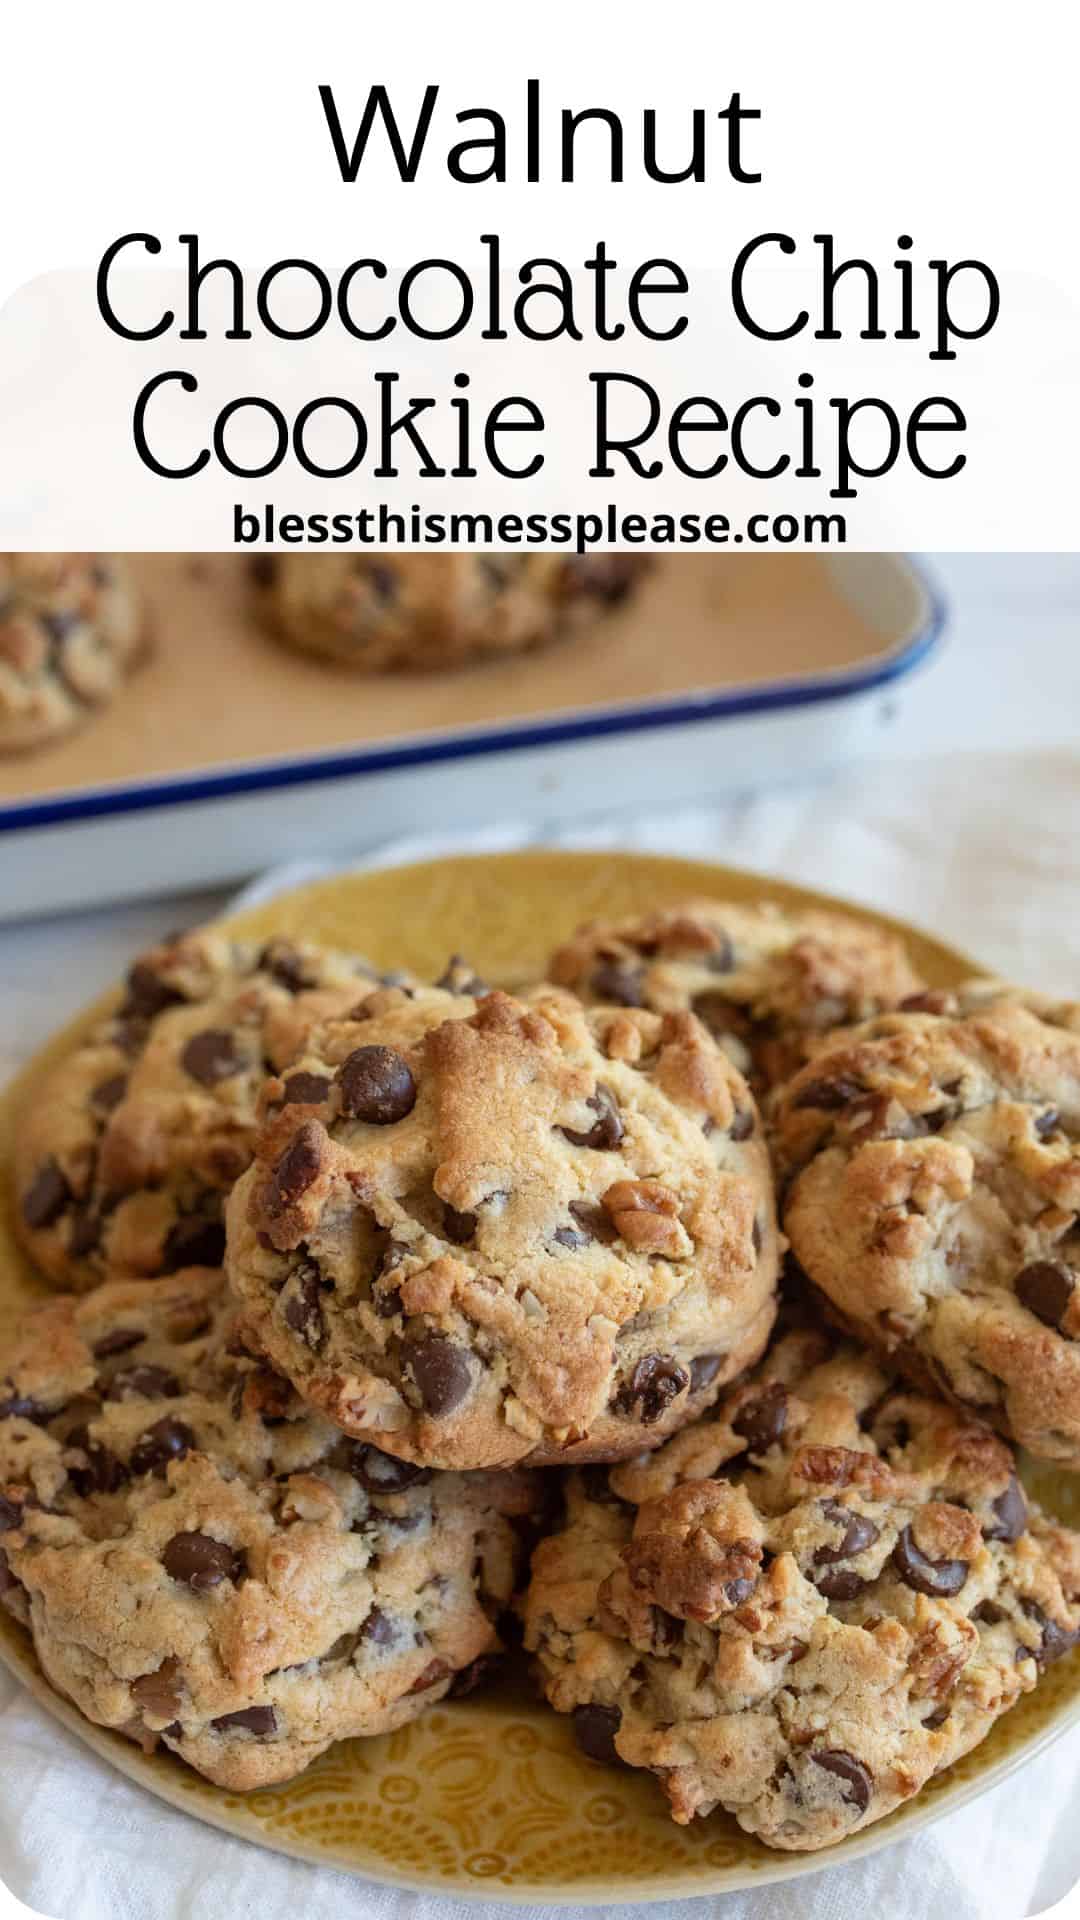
[2,747,1080,1920]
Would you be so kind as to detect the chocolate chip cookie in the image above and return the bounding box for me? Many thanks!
[522,1323,1080,1851]
[0,1267,539,1790]
[226,983,780,1470]
[0,555,145,750]
[774,998,1080,1467]
[253,553,649,672]
[548,899,925,1094]
[15,929,390,1292]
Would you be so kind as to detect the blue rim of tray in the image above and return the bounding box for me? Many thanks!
[0,560,946,835]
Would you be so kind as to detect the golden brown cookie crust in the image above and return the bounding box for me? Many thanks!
[522,1325,1080,1850]
[548,898,924,1093]
[14,930,388,1293]
[0,554,145,750]
[0,1269,538,1790]
[774,1000,1080,1466]
[254,552,649,671]
[226,983,780,1469]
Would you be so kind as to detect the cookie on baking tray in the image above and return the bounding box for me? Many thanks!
[521,1322,1080,1850]
[0,554,145,751]
[253,551,649,671]
[225,981,780,1470]
[547,897,926,1093]
[14,929,393,1293]
[0,1268,539,1789]
[773,995,1080,1467]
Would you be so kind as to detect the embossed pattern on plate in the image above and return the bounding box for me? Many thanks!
[1,850,1077,1902]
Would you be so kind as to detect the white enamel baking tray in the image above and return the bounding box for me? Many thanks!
[0,554,944,922]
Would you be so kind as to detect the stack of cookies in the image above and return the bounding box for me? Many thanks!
[3,899,1079,1855]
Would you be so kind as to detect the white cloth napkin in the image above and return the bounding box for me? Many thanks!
[3,747,1080,1920]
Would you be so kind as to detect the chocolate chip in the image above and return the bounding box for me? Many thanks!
[616,1353,689,1425]
[560,1085,624,1151]
[571,1702,622,1764]
[22,1159,71,1230]
[0,1496,23,1531]
[729,1109,754,1142]
[369,564,398,602]
[105,1366,180,1402]
[68,1206,103,1258]
[211,1705,277,1735]
[130,1418,196,1477]
[66,1431,129,1498]
[704,934,736,974]
[337,1046,417,1124]
[809,1748,872,1814]
[732,1383,788,1455]
[689,1353,724,1393]
[983,1474,1028,1543]
[360,1607,399,1646]
[814,1499,880,1567]
[589,961,645,1007]
[131,1659,184,1720]
[443,1205,477,1245]
[162,1214,226,1272]
[123,962,184,1019]
[792,1075,865,1111]
[181,1029,243,1087]
[251,555,278,589]
[892,1525,968,1597]
[448,1655,495,1697]
[92,1327,145,1360]
[973,1600,1007,1625]
[322,1630,361,1664]
[162,1532,246,1591]
[282,1262,327,1349]
[1021,1600,1078,1666]
[1035,1108,1061,1138]
[559,1200,617,1248]
[0,1393,50,1425]
[111,1015,150,1057]
[815,1569,869,1602]
[1015,1261,1075,1333]
[408,1337,475,1417]
[691,990,744,1038]
[90,1074,128,1115]
[435,955,489,996]
[340,1443,431,1494]
[259,939,315,993]
[281,1071,332,1106]
[268,1121,326,1213]
[922,1704,951,1729]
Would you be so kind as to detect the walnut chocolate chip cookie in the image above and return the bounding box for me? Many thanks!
[0,554,146,751]
[521,1324,1080,1851]
[0,1268,539,1791]
[253,552,649,672]
[226,983,780,1470]
[15,929,394,1293]
[548,898,925,1093]
[773,998,1080,1466]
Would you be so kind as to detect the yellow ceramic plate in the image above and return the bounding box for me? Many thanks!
[2,850,1078,1904]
